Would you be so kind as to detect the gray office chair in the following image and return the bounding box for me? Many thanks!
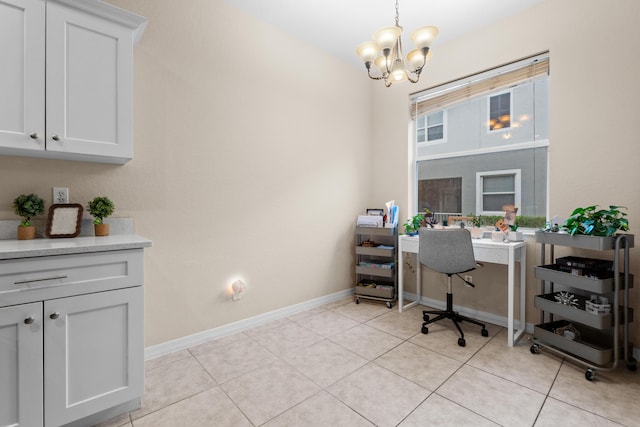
[419,227,489,347]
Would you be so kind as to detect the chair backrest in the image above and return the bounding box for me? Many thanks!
[418,228,476,274]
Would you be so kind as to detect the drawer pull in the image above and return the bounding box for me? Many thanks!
[24,317,35,325]
[14,275,68,285]
[50,312,60,320]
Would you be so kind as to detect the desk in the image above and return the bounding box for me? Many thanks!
[398,234,526,346]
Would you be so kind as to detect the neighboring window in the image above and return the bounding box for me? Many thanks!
[410,53,549,224]
[476,170,521,215]
[489,92,511,131]
[418,177,461,213]
[416,110,445,143]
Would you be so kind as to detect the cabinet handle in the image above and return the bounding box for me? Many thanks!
[52,134,60,141]
[14,275,68,285]
[24,317,35,325]
[50,312,60,320]
[30,132,39,139]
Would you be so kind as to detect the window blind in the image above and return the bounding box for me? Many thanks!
[410,53,549,117]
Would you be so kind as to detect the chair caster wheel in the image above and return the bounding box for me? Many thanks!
[530,344,540,354]
[585,368,595,381]
[355,298,360,304]
[386,301,393,309]
[481,328,488,337]
[421,325,429,334]
[458,338,466,347]
[423,314,430,322]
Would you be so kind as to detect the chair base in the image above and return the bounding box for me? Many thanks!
[421,293,489,347]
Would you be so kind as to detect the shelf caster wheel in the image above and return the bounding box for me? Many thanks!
[530,344,540,354]
[421,325,429,334]
[585,369,595,381]
[481,328,488,337]
[458,337,466,347]
[355,298,360,304]
[423,314,430,322]
[627,357,637,372]
[386,301,393,309]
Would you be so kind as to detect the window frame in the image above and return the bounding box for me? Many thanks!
[487,89,513,133]
[416,109,447,146]
[475,169,522,216]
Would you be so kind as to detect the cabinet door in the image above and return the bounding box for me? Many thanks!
[0,0,45,152]
[0,302,44,427]
[44,286,143,427]
[46,1,134,162]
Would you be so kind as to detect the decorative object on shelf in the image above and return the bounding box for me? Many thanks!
[355,0,438,87]
[554,291,580,308]
[45,204,83,238]
[564,205,629,236]
[87,196,115,236]
[12,193,45,240]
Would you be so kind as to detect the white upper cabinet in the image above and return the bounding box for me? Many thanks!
[0,0,147,164]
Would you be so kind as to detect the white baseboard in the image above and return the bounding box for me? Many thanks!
[144,288,354,360]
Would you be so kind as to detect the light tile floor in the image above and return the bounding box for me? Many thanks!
[99,297,640,426]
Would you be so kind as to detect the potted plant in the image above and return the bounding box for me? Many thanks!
[13,193,45,240]
[507,222,523,241]
[87,196,115,236]
[403,213,424,236]
[564,205,629,237]
[469,213,484,239]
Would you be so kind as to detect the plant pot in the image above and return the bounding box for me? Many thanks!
[507,231,523,241]
[470,228,484,239]
[17,225,36,240]
[94,223,110,236]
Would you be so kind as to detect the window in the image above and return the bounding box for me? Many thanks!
[476,170,521,215]
[416,110,445,143]
[411,53,549,224]
[489,92,511,131]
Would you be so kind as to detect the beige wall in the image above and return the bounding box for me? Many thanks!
[0,0,372,346]
[372,0,640,344]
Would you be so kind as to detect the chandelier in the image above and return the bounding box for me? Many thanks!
[355,0,438,87]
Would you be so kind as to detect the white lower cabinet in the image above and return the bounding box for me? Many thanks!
[0,246,147,427]
[0,303,44,427]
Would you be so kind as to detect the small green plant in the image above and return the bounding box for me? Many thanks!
[403,213,424,235]
[469,213,482,227]
[12,193,45,227]
[564,205,629,236]
[87,196,115,224]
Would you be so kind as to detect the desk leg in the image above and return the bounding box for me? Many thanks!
[398,241,404,312]
[517,245,527,345]
[507,245,527,347]
[398,242,419,313]
[508,247,515,346]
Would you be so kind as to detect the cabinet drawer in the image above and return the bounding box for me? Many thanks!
[0,249,143,306]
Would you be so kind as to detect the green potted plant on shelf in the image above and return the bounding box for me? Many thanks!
[13,193,45,240]
[564,205,629,236]
[87,196,115,236]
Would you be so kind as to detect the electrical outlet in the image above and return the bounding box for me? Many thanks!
[464,275,473,284]
[53,187,69,204]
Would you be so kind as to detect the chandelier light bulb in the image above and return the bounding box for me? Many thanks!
[373,26,401,51]
[355,41,379,64]
[410,26,439,49]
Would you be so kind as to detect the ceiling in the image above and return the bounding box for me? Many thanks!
[224,0,544,69]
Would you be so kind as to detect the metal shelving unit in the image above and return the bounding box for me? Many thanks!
[530,231,636,381]
[354,225,397,309]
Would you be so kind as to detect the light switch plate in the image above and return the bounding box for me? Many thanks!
[53,187,69,204]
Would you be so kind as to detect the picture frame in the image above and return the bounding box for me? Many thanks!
[46,203,83,238]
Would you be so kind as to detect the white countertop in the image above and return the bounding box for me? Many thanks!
[0,234,152,260]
